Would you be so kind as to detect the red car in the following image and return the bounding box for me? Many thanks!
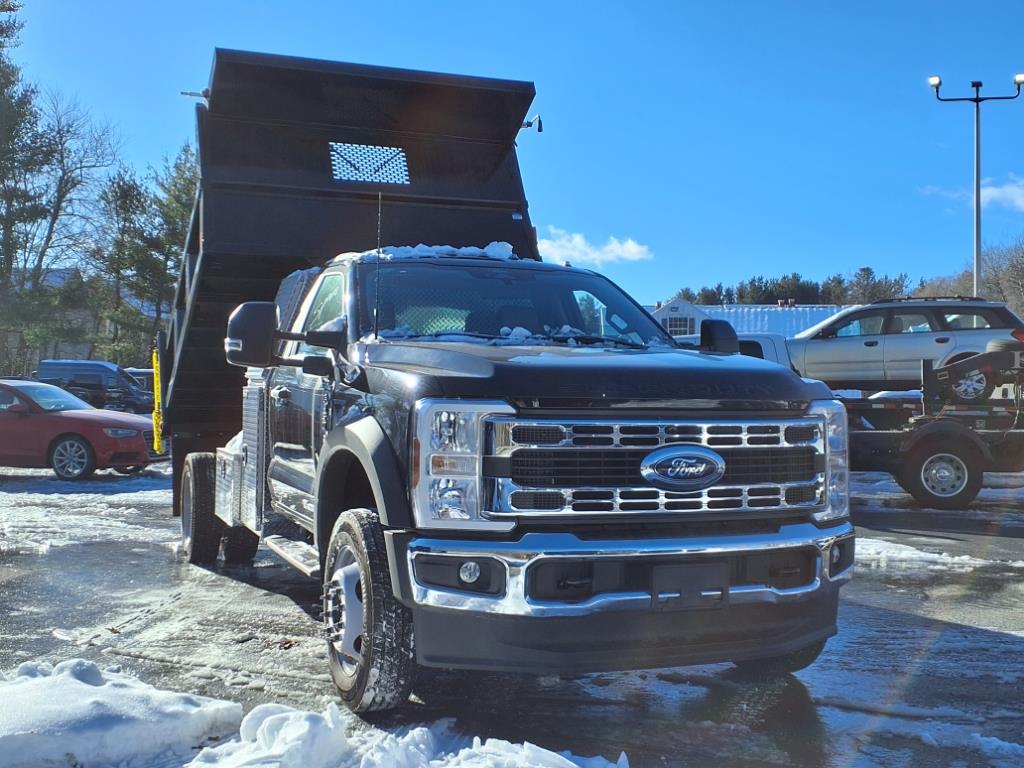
[0,379,159,480]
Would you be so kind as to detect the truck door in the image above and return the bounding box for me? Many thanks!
[267,272,345,526]
[0,387,36,464]
[801,309,887,387]
[882,309,943,385]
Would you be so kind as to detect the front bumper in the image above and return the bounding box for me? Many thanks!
[386,521,854,672]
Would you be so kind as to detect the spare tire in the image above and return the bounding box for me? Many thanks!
[986,338,1024,353]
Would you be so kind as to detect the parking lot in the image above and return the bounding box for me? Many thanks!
[1,467,1023,766]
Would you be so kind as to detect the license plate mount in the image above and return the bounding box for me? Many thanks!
[651,561,730,611]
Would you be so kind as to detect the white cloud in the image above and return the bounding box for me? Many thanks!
[924,175,1024,212]
[981,174,1024,212]
[537,226,653,266]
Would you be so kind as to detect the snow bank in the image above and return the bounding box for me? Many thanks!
[857,537,1024,572]
[0,659,242,768]
[0,662,624,768]
[856,536,1024,573]
[188,702,626,767]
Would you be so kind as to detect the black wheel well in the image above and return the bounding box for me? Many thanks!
[946,352,978,363]
[317,451,376,555]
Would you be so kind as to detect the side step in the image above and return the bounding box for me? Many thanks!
[264,535,321,580]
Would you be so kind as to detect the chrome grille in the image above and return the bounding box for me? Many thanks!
[486,417,825,518]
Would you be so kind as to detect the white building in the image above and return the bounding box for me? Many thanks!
[647,297,849,338]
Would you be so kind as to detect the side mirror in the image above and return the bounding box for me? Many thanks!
[225,302,278,368]
[700,319,739,354]
[818,327,837,340]
[7,403,27,414]
[301,355,334,378]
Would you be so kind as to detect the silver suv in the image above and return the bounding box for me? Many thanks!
[786,297,1024,401]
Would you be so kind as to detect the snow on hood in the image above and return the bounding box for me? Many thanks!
[0,659,626,768]
[339,241,518,262]
[0,659,242,768]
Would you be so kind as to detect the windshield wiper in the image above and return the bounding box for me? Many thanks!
[379,330,505,342]
[546,333,646,349]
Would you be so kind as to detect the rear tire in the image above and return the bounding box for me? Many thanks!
[50,435,96,481]
[222,526,260,565]
[322,508,415,713]
[180,452,224,565]
[733,639,827,679]
[899,440,984,509]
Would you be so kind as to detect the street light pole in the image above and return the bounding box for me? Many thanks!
[929,75,1024,298]
[974,84,982,298]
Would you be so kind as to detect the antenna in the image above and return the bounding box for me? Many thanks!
[373,192,383,340]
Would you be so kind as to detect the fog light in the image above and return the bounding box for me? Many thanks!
[459,561,481,584]
[830,544,842,567]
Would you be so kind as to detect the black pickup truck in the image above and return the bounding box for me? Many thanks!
[156,50,854,713]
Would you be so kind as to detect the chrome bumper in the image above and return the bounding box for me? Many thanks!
[404,521,854,618]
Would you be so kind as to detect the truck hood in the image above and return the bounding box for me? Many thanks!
[361,341,832,409]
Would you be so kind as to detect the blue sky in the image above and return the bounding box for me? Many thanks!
[14,1,1024,304]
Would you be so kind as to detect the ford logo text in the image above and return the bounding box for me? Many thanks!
[640,446,726,491]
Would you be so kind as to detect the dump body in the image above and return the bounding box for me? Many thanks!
[160,50,541,509]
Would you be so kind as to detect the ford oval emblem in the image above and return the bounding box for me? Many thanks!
[640,445,726,491]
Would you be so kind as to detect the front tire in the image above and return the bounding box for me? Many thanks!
[733,639,827,679]
[899,441,983,509]
[180,452,224,565]
[323,508,415,713]
[50,435,96,481]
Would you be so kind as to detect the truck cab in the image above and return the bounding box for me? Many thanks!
[158,50,854,713]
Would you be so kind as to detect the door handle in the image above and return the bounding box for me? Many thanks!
[863,340,879,347]
[270,386,291,402]
[935,337,950,344]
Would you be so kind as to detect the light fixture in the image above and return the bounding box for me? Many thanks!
[1015,73,1024,86]
[928,75,942,89]
[459,561,481,584]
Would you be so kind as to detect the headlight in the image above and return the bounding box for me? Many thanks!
[411,399,515,531]
[104,427,140,438]
[807,399,848,522]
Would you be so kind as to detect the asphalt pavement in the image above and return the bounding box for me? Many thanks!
[1,466,1022,767]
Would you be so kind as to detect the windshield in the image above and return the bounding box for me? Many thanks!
[117,369,145,390]
[13,382,93,411]
[355,262,671,348]
[793,307,863,339]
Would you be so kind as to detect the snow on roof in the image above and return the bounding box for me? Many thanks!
[332,241,518,263]
[696,304,848,337]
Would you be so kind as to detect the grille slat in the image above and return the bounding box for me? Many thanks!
[509,447,817,488]
[490,416,826,517]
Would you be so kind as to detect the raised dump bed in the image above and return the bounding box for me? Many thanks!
[159,49,540,511]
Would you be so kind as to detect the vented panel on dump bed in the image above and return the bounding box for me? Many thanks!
[161,50,540,447]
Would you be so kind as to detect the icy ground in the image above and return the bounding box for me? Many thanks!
[1,466,1024,767]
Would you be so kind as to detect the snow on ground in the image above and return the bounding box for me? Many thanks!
[0,465,174,555]
[856,537,1024,572]
[0,658,625,768]
[0,658,241,768]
